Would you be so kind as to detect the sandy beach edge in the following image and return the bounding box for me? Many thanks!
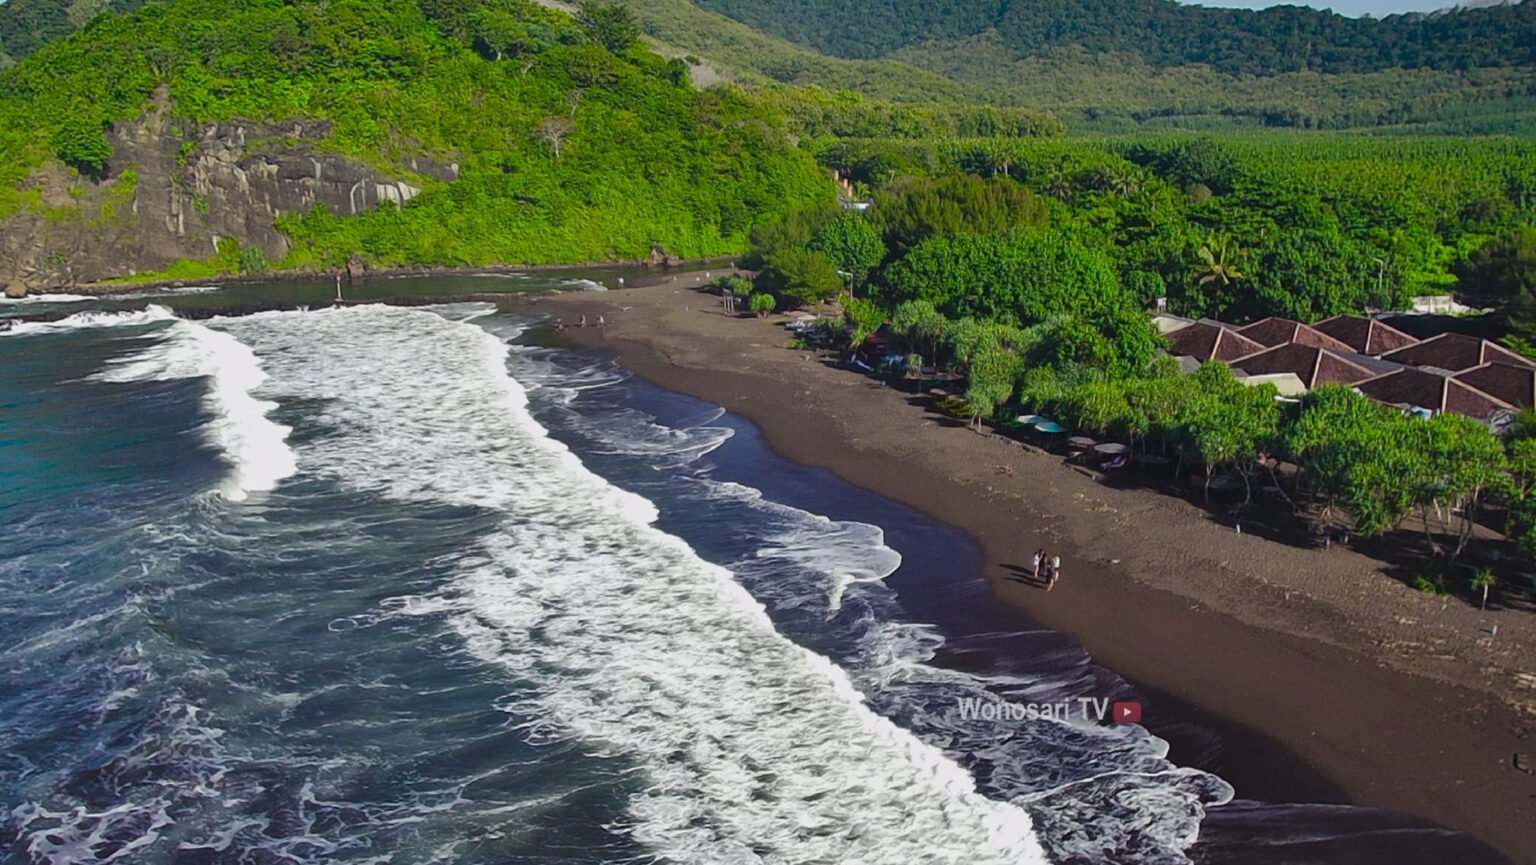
[537,276,1536,863]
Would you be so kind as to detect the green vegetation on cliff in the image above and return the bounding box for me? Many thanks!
[0,0,843,273]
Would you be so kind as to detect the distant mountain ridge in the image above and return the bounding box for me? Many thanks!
[690,0,1536,76]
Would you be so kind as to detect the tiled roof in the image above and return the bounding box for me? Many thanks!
[1230,343,1376,390]
[1236,317,1355,353]
[1453,363,1536,408]
[1165,322,1266,363]
[1380,333,1535,373]
[1356,367,1514,419]
[1312,315,1420,356]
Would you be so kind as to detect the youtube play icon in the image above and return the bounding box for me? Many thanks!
[1112,701,1142,724]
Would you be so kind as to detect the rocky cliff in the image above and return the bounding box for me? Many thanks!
[0,93,456,291]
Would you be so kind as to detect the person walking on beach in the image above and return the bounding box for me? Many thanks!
[1048,554,1062,591]
[596,315,606,329]
[577,314,588,328]
[1031,549,1044,581]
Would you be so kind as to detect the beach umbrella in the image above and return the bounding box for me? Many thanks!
[1017,414,1047,425]
[1092,442,1130,455]
[1032,420,1067,434]
[1067,436,1096,449]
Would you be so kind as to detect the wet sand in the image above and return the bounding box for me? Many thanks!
[541,276,1536,864]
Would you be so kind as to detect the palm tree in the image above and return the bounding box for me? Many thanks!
[1471,567,1495,611]
[1045,171,1072,202]
[1197,235,1246,288]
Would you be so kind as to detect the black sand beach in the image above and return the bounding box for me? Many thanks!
[543,275,1536,864]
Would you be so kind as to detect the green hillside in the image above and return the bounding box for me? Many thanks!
[8,0,1536,131]
[692,0,1536,75]
[0,0,841,276]
[647,0,1536,131]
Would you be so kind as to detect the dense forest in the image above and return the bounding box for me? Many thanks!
[694,0,1536,76]
[6,0,1536,130]
[727,132,1536,566]
[794,133,1536,322]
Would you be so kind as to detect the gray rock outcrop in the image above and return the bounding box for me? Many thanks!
[0,91,456,289]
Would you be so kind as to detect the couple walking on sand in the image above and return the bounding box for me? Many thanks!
[1031,548,1062,591]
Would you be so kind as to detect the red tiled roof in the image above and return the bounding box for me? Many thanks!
[1356,367,1514,419]
[1236,317,1355,353]
[1230,343,1375,390]
[1380,333,1535,373]
[1312,315,1420,356]
[1453,363,1536,408]
[1165,322,1266,363]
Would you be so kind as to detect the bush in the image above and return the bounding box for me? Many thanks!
[750,292,777,317]
[50,115,112,178]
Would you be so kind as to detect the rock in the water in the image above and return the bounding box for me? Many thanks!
[2,284,25,299]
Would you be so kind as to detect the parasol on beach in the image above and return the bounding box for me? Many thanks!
[1017,414,1048,425]
[1092,442,1130,455]
[1067,436,1096,448]
[1031,420,1067,434]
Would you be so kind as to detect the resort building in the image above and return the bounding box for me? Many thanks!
[1159,313,1535,422]
[1311,314,1420,356]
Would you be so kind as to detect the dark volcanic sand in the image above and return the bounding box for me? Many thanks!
[540,277,1536,864]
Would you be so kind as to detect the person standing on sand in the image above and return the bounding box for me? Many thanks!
[1048,554,1062,591]
[596,315,606,329]
[578,314,587,328]
[1031,549,1044,581]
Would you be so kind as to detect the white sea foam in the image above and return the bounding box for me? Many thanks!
[90,315,296,501]
[504,340,1234,863]
[222,305,1051,865]
[0,292,95,305]
[0,304,177,336]
[112,284,224,300]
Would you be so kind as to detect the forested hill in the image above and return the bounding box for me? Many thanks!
[0,0,842,287]
[0,0,155,63]
[692,0,1535,76]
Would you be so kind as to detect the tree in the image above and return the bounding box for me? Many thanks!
[536,116,574,159]
[844,297,885,345]
[1196,234,1245,290]
[871,174,1048,256]
[757,248,842,308]
[750,292,776,317]
[877,232,1125,326]
[473,9,534,61]
[808,214,884,294]
[1248,229,1381,323]
[965,346,1024,428]
[1456,228,1536,326]
[576,1,638,52]
[1470,567,1495,611]
[1412,413,1510,559]
[1176,364,1280,501]
[890,299,947,367]
[51,114,112,178]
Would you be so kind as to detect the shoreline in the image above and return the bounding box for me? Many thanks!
[16,255,737,298]
[542,277,1536,863]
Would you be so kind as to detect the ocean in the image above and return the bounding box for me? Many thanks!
[0,281,1505,864]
